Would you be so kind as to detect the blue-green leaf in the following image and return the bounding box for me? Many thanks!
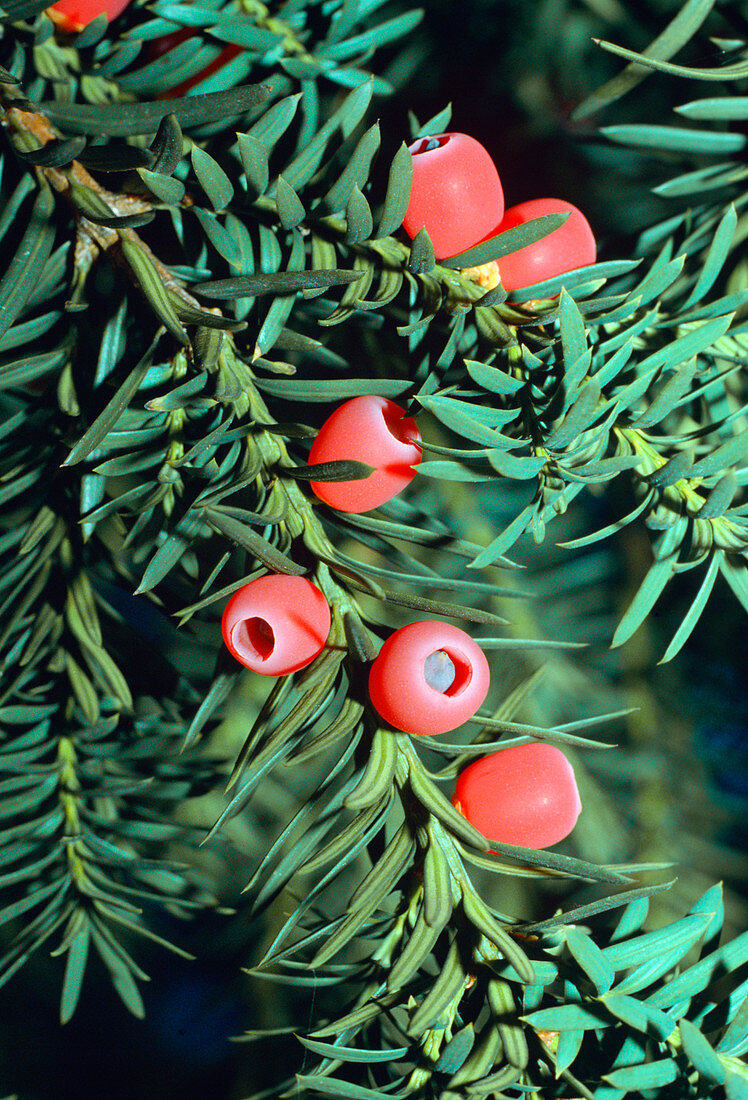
[41,85,270,136]
[193,207,241,264]
[376,141,412,238]
[416,462,495,483]
[719,995,748,1057]
[434,1024,475,1073]
[191,145,234,210]
[630,361,697,431]
[603,912,711,971]
[648,929,748,1009]
[246,93,301,151]
[660,553,720,663]
[441,213,567,269]
[324,122,380,212]
[60,924,90,1024]
[682,204,738,310]
[592,44,748,83]
[624,256,684,311]
[254,229,304,356]
[296,1035,409,1064]
[690,432,748,478]
[62,344,155,466]
[237,132,269,196]
[559,289,587,366]
[465,359,524,395]
[487,452,546,479]
[605,1058,679,1090]
[0,185,56,342]
[638,313,734,375]
[523,1004,608,1032]
[612,553,676,649]
[565,928,615,994]
[283,81,373,191]
[119,236,189,344]
[601,124,746,155]
[603,994,676,1040]
[419,395,519,446]
[411,103,452,139]
[726,1073,748,1100]
[509,259,639,303]
[676,96,748,120]
[614,940,702,997]
[572,0,716,118]
[469,504,536,568]
[555,1027,584,1073]
[295,1077,397,1099]
[275,175,305,230]
[680,1018,726,1085]
[319,9,423,63]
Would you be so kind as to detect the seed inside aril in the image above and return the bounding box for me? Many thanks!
[236,617,275,660]
[381,403,420,448]
[424,649,456,693]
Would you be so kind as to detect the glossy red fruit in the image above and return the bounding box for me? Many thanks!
[368,620,490,736]
[222,575,331,676]
[403,133,504,261]
[452,743,582,849]
[46,0,132,32]
[489,198,596,293]
[308,396,422,514]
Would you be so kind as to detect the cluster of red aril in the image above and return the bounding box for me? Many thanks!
[41,4,593,301]
[223,575,581,849]
[39,0,585,851]
[223,392,581,849]
[403,132,596,292]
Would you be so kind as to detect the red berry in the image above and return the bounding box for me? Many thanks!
[308,396,422,514]
[488,198,596,293]
[46,0,131,32]
[452,743,582,849]
[403,133,504,261]
[368,620,490,736]
[222,575,331,676]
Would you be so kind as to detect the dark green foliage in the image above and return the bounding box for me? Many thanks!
[0,0,747,1097]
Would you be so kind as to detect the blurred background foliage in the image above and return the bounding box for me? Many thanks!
[393,0,748,924]
[0,0,746,1097]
